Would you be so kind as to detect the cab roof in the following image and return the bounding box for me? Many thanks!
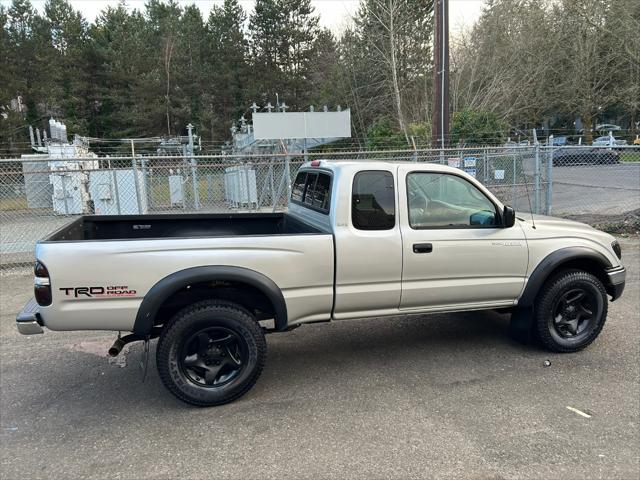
[300,159,465,174]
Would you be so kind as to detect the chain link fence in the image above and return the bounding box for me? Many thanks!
[1,145,638,274]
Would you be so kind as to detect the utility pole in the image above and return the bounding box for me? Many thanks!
[432,0,450,149]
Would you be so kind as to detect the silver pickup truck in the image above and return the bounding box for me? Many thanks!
[17,160,626,406]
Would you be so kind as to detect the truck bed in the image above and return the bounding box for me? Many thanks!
[43,213,325,242]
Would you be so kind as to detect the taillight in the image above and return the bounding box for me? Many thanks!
[34,261,52,306]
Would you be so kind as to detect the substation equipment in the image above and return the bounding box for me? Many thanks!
[226,102,351,210]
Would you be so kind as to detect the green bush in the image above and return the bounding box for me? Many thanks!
[451,108,508,147]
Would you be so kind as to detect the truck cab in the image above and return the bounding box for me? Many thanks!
[295,160,524,318]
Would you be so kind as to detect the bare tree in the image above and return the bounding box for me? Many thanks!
[450,0,632,141]
[348,0,433,144]
[451,0,560,127]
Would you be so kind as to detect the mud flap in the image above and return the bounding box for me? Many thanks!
[509,307,534,344]
[140,337,150,382]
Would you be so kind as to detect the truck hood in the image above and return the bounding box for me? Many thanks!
[517,213,616,244]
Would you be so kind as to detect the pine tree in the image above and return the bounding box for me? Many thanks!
[43,0,89,133]
[248,0,283,104]
[206,0,249,141]
[5,0,45,125]
[176,4,207,132]
[90,4,151,138]
[279,0,320,108]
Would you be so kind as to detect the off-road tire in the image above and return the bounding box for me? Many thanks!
[156,300,266,406]
[534,270,608,353]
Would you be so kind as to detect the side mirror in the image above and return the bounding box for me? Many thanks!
[503,206,516,228]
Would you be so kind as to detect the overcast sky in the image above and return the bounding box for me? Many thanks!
[14,0,486,36]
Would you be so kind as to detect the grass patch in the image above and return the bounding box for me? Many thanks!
[620,151,640,162]
[0,196,28,211]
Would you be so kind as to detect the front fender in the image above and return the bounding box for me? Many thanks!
[518,247,612,308]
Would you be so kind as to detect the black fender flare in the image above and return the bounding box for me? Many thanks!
[518,246,612,308]
[133,266,288,336]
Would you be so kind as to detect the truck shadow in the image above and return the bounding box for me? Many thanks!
[12,310,541,415]
[259,310,539,382]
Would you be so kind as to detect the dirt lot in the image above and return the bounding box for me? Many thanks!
[1,238,638,480]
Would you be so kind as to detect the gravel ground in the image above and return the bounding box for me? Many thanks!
[1,238,638,480]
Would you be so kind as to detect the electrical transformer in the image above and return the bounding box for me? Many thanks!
[89,169,148,215]
[224,166,257,208]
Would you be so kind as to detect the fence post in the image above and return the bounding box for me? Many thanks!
[272,157,288,212]
[284,154,291,201]
[111,169,121,215]
[130,140,143,214]
[188,124,200,210]
[282,140,292,207]
[534,141,541,214]
[512,155,517,210]
[545,145,553,215]
[60,173,69,215]
[132,157,142,214]
[243,161,252,211]
[411,136,418,162]
[483,148,488,184]
[272,142,291,213]
[141,158,150,212]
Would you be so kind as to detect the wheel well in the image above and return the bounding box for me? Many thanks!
[544,258,609,288]
[533,257,611,305]
[519,249,613,308]
[153,280,277,327]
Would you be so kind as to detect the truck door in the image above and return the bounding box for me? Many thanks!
[397,166,528,310]
[333,169,403,319]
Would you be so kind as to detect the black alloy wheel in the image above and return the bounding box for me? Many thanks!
[179,326,246,387]
[157,300,266,406]
[550,287,598,340]
[534,270,608,353]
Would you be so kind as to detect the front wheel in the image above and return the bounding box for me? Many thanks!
[156,300,266,406]
[534,270,608,353]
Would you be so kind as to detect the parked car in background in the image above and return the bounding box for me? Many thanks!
[553,147,620,166]
[592,136,628,147]
[552,136,569,146]
[551,135,584,146]
[595,123,622,132]
[504,139,530,148]
[633,136,640,146]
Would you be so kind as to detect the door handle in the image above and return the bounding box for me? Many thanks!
[413,243,433,253]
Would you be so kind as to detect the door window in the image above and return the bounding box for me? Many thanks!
[352,171,395,230]
[406,172,498,228]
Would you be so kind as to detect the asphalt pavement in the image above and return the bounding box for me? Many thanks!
[1,238,638,479]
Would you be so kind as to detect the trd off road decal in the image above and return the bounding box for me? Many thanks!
[59,286,136,298]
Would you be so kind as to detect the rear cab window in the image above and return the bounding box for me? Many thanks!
[290,170,332,214]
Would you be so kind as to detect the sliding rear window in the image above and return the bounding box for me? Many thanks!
[290,170,332,214]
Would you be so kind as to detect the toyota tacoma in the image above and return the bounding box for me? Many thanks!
[16,160,626,406]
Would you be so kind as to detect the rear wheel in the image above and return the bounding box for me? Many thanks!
[156,300,266,406]
[533,270,607,353]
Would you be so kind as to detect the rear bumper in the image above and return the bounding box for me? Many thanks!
[606,267,626,301]
[16,298,44,335]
